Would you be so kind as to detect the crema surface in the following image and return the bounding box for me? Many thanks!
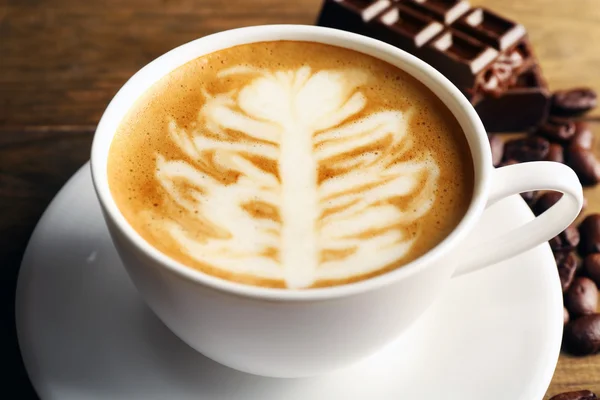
[108,41,473,289]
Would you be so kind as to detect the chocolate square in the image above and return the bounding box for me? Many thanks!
[369,3,445,51]
[452,8,526,50]
[402,0,471,25]
[421,28,498,87]
[472,66,550,132]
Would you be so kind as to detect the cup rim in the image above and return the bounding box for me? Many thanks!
[91,24,492,301]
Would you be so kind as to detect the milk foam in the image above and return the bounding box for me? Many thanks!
[154,65,440,288]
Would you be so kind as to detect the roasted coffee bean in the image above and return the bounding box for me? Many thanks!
[503,136,550,163]
[567,146,600,185]
[520,191,537,206]
[579,214,600,255]
[533,192,563,216]
[550,224,581,253]
[545,143,565,163]
[488,134,504,167]
[551,87,598,116]
[564,307,570,325]
[565,277,598,317]
[583,253,600,288]
[571,122,594,150]
[497,158,539,204]
[536,117,576,142]
[550,390,598,400]
[564,314,600,355]
[556,251,580,292]
[499,159,518,167]
[549,237,562,251]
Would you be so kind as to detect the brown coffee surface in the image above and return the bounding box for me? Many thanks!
[108,41,473,289]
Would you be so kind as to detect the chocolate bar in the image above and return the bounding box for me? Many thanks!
[316,0,550,132]
[472,66,550,132]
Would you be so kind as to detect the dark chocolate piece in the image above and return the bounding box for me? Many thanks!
[402,0,471,25]
[422,28,499,88]
[319,0,500,90]
[370,3,444,52]
[471,66,550,132]
[452,7,526,50]
[316,0,550,131]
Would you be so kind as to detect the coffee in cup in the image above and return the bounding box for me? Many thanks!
[107,40,473,289]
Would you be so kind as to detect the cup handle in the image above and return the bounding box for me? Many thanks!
[452,161,584,278]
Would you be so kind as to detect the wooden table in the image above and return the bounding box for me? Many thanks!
[1,0,599,398]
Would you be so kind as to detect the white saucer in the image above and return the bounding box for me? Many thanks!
[16,163,563,400]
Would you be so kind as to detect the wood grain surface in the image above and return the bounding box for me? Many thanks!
[1,0,599,398]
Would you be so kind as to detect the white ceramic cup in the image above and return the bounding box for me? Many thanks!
[91,25,583,378]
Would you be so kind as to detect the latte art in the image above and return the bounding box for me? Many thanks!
[108,41,472,289]
[155,66,440,288]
